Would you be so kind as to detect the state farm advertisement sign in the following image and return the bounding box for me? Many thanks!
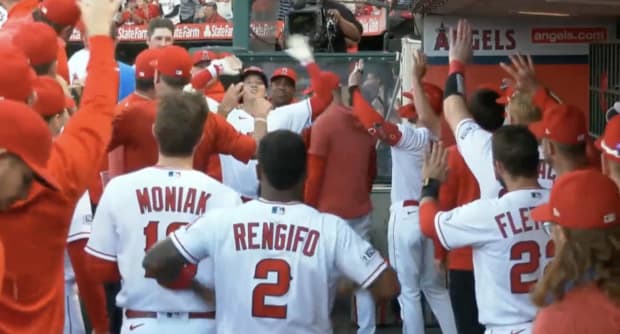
[69,9,386,43]
[424,16,612,57]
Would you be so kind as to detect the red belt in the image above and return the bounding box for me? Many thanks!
[403,199,419,207]
[125,309,215,319]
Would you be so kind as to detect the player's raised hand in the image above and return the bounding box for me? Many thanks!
[422,141,449,182]
[413,49,427,80]
[284,34,315,65]
[348,59,364,88]
[449,19,473,64]
[217,82,243,117]
[212,55,243,76]
[78,0,122,37]
[250,97,273,119]
[499,53,539,94]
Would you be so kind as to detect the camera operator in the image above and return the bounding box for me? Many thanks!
[323,0,363,52]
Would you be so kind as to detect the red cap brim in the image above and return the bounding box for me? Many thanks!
[528,121,545,140]
[29,161,60,191]
[531,203,554,223]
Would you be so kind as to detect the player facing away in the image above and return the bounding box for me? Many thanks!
[143,130,400,334]
[419,126,553,334]
[85,92,242,334]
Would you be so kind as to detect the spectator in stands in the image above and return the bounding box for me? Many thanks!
[216,0,232,20]
[146,17,174,48]
[158,0,181,23]
[195,1,226,23]
[179,0,200,23]
[119,0,160,25]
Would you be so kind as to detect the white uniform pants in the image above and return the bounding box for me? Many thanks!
[387,201,457,334]
[485,322,532,334]
[64,281,86,334]
[120,310,216,334]
[344,214,377,334]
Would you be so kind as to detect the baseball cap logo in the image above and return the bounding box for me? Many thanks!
[604,213,616,224]
[552,207,560,217]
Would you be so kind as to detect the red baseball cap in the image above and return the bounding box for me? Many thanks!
[0,100,59,190]
[39,0,81,27]
[32,76,66,117]
[321,71,341,91]
[532,169,620,229]
[400,84,443,115]
[303,86,313,95]
[191,50,218,66]
[496,85,515,105]
[0,46,35,102]
[271,67,297,84]
[596,114,620,163]
[12,22,58,66]
[241,66,268,87]
[155,46,192,79]
[533,104,587,144]
[135,48,159,80]
[398,104,417,119]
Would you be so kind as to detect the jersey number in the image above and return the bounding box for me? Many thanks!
[509,240,555,294]
[143,220,197,278]
[251,259,292,319]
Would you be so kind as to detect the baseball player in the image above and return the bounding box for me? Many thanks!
[419,126,552,334]
[86,92,241,333]
[29,76,110,333]
[438,21,562,199]
[212,35,333,198]
[64,191,94,334]
[596,114,620,189]
[350,55,457,334]
[142,130,400,334]
[0,0,119,331]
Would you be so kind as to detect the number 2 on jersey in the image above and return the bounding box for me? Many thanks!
[252,259,292,319]
[143,220,197,278]
[510,240,555,294]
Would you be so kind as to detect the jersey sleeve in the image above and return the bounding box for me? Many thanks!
[434,199,502,250]
[67,191,94,243]
[85,181,120,262]
[170,211,219,264]
[395,124,432,151]
[333,217,387,289]
[267,100,312,134]
[455,118,501,199]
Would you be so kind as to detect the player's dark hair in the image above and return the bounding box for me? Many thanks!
[161,74,190,89]
[147,18,175,38]
[258,130,307,190]
[552,141,588,160]
[136,78,155,92]
[468,89,505,132]
[492,125,540,178]
[155,91,207,157]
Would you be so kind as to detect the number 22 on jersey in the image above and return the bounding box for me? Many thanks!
[510,239,555,294]
[252,258,292,319]
[143,220,197,280]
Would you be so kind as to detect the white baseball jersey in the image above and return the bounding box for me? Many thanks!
[434,188,552,327]
[220,100,312,197]
[65,191,93,282]
[85,167,242,312]
[390,123,434,203]
[456,119,555,199]
[170,199,388,334]
[68,48,90,85]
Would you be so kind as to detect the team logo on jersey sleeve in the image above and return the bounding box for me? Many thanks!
[458,122,476,140]
[361,246,377,264]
